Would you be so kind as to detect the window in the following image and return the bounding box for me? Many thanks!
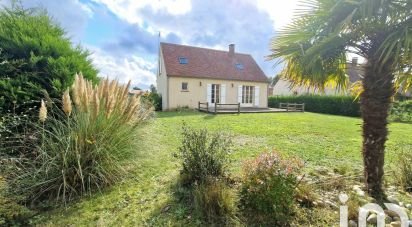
[182,82,188,91]
[211,84,220,104]
[242,86,254,104]
[235,63,244,70]
[178,57,188,64]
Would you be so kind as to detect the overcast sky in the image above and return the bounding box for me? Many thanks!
[1,0,300,89]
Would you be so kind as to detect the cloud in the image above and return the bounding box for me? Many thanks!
[91,0,192,26]
[18,0,93,43]
[88,46,157,88]
[255,0,300,30]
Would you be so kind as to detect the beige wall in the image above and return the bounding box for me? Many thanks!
[156,48,169,110]
[166,76,268,109]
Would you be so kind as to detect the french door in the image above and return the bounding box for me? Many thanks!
[242,85,254,106]
[211,84,220,104]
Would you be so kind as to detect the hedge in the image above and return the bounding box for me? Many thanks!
[389,100,412,123]
[268,95,361,117]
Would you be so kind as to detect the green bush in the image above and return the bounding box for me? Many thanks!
[192,177,237,224]
[389,100,412,123]
[240,151,303,225]
[175,124,232,185]
[268,95,360,117]
[0,5,98,114]
[12,76,153,205]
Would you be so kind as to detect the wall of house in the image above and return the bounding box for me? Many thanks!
[272,79,346,96]
[156,48,169,110]
[166,76,268,109]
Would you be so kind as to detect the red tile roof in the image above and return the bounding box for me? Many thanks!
[161,42,268,83]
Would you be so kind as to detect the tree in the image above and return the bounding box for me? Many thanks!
[268,74,281,86]
[149,84,157,93]
[0,4,98,113]
[268,0,412,198]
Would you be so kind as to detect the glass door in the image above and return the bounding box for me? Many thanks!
[211,84,220,105]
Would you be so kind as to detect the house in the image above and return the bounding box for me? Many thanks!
[157,42,268,110]
[272,57,363,96]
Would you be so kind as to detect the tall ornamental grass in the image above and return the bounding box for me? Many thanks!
[13,74,153,204]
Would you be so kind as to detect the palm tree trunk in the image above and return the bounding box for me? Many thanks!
[360,57,395,199]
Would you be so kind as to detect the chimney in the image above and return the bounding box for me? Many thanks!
[352,57,358,65]
[228,44,235,57]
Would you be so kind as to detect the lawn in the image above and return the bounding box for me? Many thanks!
[34,111,412,226]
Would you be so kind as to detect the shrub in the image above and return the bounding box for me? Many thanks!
[268,95,360,117]
[0,5,98,114]
[141,92,162,111]
[192,177,237,224]
[240,151,303,225]
[12,74,153,204]
[389,100,412,123]
[175,124,232,185]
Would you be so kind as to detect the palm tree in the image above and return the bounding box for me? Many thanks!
[268,0,412,199]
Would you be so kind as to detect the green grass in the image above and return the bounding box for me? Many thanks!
[33,111,412,226]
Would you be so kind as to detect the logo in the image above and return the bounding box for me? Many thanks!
[339,193,409,227]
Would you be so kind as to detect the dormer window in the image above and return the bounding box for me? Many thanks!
[179,57,188,64]
[235,63,244,70]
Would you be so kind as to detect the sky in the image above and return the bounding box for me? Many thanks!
[1,0,300,89]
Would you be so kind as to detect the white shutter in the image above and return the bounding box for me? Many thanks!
[207,84,212,104]
[254,86,260,107]
[220,84,226,104]
[237,85,243,103]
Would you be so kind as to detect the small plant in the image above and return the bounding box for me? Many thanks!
[0,176,33,226]
[192,177,237,224]
[395,148,412,191]
[175,124,232,185]
[240,151,303,225]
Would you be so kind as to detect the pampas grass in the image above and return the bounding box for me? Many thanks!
[38,100,47,122]
[14,74,153,205]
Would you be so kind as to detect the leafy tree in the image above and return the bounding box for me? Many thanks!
[269,0,412,198]
[0,4,98,113]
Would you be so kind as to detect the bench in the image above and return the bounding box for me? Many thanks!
[279,103,305,112]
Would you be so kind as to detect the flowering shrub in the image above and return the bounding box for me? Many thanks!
[240,151,303,225]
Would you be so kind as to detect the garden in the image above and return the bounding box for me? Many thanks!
[1,1,412,226]
[4,111,409,226]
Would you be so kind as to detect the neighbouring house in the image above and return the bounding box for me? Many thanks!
[157,42,269,110]
[272,57,363,96]
[129,89,148,96]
